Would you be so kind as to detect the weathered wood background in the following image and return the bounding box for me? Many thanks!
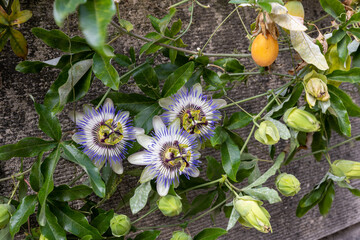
[1,0,360,239]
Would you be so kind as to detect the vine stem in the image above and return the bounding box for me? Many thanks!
[188,197,231,224]
[200,5,240,54]
[96,88,112,110]
[174,0,195,41]
[168,0,192,9]
[236,6,250,37]
[0,168,31,183]
[8,181,20,204]
[132,207,158,224]
[178,178,223,194]
[69,172,86,186]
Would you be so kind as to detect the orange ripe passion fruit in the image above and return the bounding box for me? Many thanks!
[251,33,279,67]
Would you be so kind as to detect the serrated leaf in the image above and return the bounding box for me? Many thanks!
[130,181,152,214]
[49,200,102,239]
[0,137,56,161]
[9,27,27,59]
[54,0,87,26]
[226,207,240,231]
[9,195,37,237]
[270,3,306,31]
[34,102,62,141]
[61,143,106,198]
[243,152,285,190]
[93,53,119,90]
[193,228,227,240]
[244,187,282,204]
[79,0,116,56]
[221,138,241,181]
[38,147,61,226]
[290,31,328,70]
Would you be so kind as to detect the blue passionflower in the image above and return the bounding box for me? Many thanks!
[128,116,201,196]
[69,98,144,174]
[159,83,226,141]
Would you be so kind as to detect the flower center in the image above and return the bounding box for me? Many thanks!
[182,109,208,134]
[163,141,191,172]
[97,119,124,146]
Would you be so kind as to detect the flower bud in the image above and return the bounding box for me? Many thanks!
[283,107,320,132]
[331,160,360,180]
[275,173,301,197]
[305,78,330,108]
[170,231,192,240]
[254,121,280,145]
[39,235,49,240]
[0,204,11,229]
[157,195,182,217]
[110,214,131,237]
[233,196,272,233]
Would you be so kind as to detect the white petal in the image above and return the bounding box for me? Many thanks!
[174,177,179,188]
[188,168,200,177]
[72,132,82,144]
[94,160,105,170]
[133,127,145,136]
[157,181,170,196]
[128,151,148,165]
[192,150,201,160]
[153,116,166,134]
[136,134,155,149]
[192,83,202,95]
[139,166,156,183]
[212,99,227,109]
[83,104,93,114]
[120,111,130,119]
[103,98,114,109]
[158,97,173,109]
[111,161,124,174]
[169,118,181,131]
[68,111,85,123]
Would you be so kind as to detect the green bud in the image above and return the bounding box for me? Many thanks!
[110,214,131,237]
[305,78,330,108]
[332,160,360,180]
[283,107,320,132]
[170,231,192,240]
[0,204,11,229]
[157,195,182,217]
[254,121,280,145]
[233,196,272,233]
[39,234,49,240]
[275,173,301,197]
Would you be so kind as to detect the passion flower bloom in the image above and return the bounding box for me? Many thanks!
[159,83,226,141]
[69,98,144,174]
[128,116,201,196]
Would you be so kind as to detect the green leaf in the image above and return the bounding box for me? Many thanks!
[210,126,229,147]
[79,0,116,56]
[337,34,351,64]
[93,53,120,90]
[10,10,32,25]
[154,63,179,81]
[49,200,102,239]
[102,92,156,115]
[9,27,27,59]
[133,63,161,99]
[134,230,161,240]
[225,112,252,130]
[183,191,217,218]
[193,228,227,240]
[228,0,249,4]
[226,207,240,231]
[328,92,351,137]
[134,102,162,133]
[337,181,360,197]
[328,85,360,117]
[171,18,182,36]
[31,28,91,53]
[90,210,114,235]
[0,137,56,161]
[258,2,272,12]
[221,138,241,181]
[319,0,345,21]
[0,226,11,240]
[38,147,61,226]
[9,195,37,237]
[0,6,9,25]
[61,144,106,198]
[185,68,202,89]
[114,53,132,67]
[327,29,346,45]
[206,156,224,181]
[243,187,282,204]
[130,181,152,214]
[0,28,10,52]
[30,153,43,192]
[318,181,335,215]
[214,58,244,73]
[159,8,176,33]
[203,68,223,88]
[264,117,290,140]
[49,185,93,202]
[34,102,62,141]
[243,152,285,190]
[327,68,360,83]
[119,18,133,32]
[236,158,256,182]
[311,131,326,161]
[40,204,67,240]
[54,0,87,26]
